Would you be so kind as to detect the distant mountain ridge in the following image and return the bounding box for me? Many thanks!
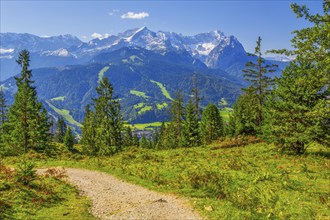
[0,28,288,129]
[1,46,242,131]
[1,27,251,80]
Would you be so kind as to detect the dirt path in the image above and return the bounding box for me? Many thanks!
[39,168,202,220]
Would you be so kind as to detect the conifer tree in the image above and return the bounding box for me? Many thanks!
[55,116,67,143]
[0,88,7,152]
[81,104,98,155]
[153,121,166,149]
[122,126,134,147]
[0,88,7,128]
[200,103,224,144]
[94,77,123,155]
[192,73,201,118]
[263,1,330,153]
[132,134,139,147]
[140,135,150,148]
[82,77,123,156]
[3,50,51,154]
[243,37,277,128]
[228,86,259,136]
[181,99,200,147]
[170,91,184,137]
[64,126,75,151]
[163,91,185,148]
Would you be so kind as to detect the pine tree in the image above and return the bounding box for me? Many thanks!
[200,103,224,144]
[243,36,277,128]
[228,86,259,136]
[140,135,149,148]
[181,99,200,147]
[153,121,166,149]
[0,88,7,128]
[170,91,184,138]
[64,126,75,151]
[122,126,133,147]
[94,77,123,155]
[0,88,7,153]
[55,116,67,143]
[3,50,51,154]
[263,1,330,154]
[132,134,139,147]
[192,73,201,118]
[164,91,185,148]
[82,77,123,156]
[81,104,98,155]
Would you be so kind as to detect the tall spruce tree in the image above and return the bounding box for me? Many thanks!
[81,104,98,155]
[64,126,75,151]
[0,88,7,127]
[200,103,224,144]
[122,126,134,147]
[243,36,277,128]
[181,99,200,147]
[263,1,330,154]
[3,50,51,154]
[55,116,67,143]
[163,91,185,148]
[170,91,184,137]
[0,88,7,153]
[82,77,123,156]
[228,86,259,136]
[192,73,201,118]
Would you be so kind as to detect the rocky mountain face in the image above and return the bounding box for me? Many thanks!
[0,27,250,80]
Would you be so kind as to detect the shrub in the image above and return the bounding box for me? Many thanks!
[15,160,37,186]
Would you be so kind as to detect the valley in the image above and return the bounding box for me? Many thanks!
[0,29,287,129]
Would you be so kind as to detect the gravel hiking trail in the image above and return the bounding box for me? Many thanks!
[39,168,202,220]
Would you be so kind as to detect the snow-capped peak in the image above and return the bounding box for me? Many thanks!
[42,48,72,57]
[125,26,151,42]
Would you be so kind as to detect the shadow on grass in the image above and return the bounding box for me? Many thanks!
[307,151,330,158]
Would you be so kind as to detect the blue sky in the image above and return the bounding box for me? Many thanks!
[0,0,324,54]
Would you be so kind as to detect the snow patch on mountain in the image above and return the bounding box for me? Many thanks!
[41,48,74,57]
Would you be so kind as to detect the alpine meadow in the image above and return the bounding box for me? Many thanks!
[0,1,329,219]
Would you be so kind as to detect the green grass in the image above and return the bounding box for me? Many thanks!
[46,101,82,127]
[134,103,144,109]
[132,121,163,130]
[156,102,168,110]
[98,66,110,83]
[138,105,152,115]
[220,107,233,122]
[130,90,149,99]
[129,55,143,62]
[6,142,328,220]
[50,96,66,101]
[150,80,173,100]
[0,163,94,219]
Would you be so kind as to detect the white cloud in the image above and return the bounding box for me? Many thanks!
[0,48,15,54]
[121,12,149,19]
[91,33,110,40]
[81,35,88,39]
[108,9,119,16]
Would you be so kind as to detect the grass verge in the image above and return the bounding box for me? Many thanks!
[3,142,329,219]
[0,163,94,219]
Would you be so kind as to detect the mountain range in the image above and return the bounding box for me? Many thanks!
[0,27,288,130]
